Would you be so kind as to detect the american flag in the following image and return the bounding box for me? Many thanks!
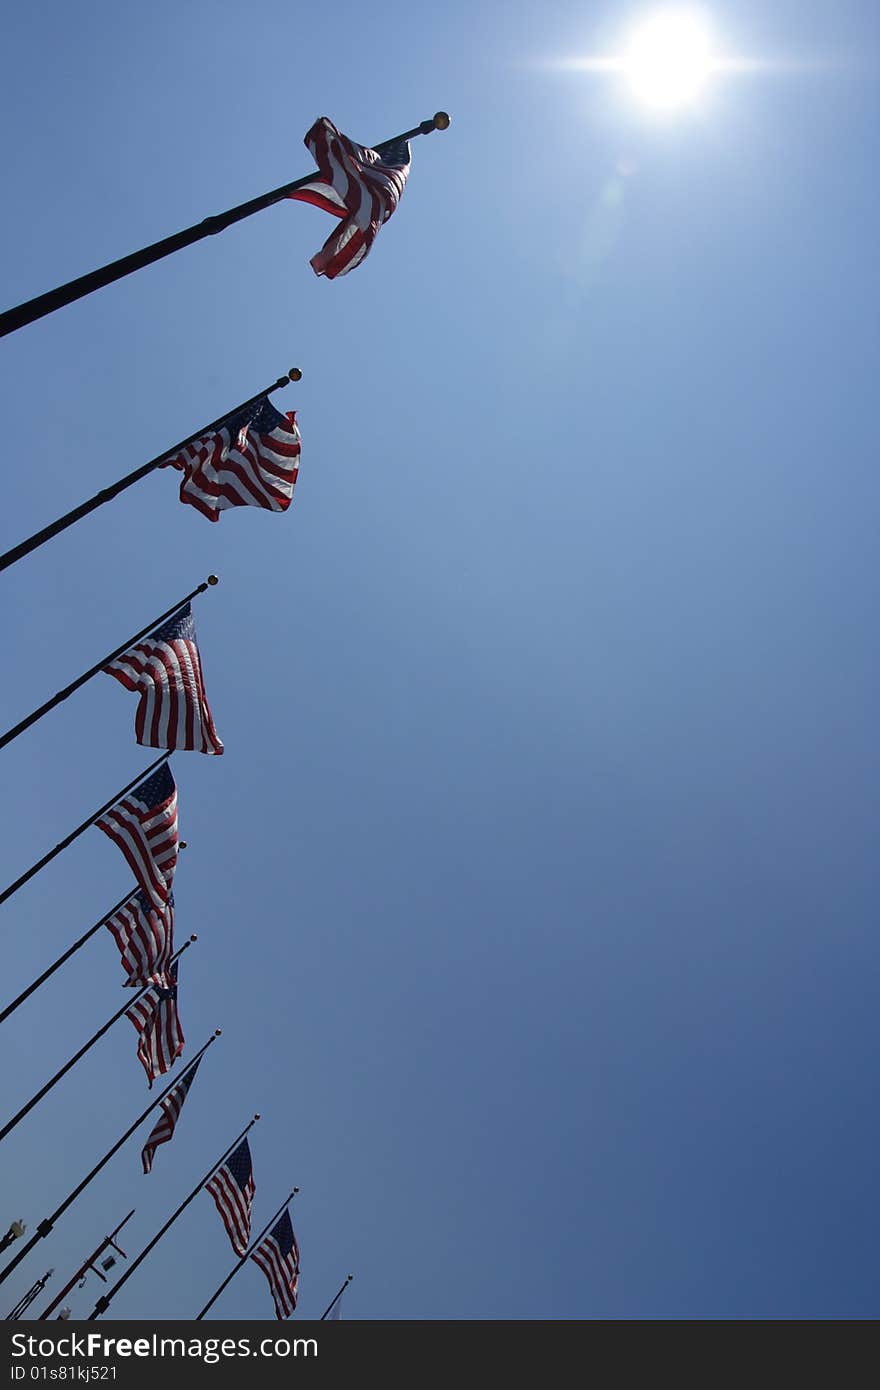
[206,1137,255,1257]
[251,1209,300,1319]
[96,763,179,913]
[126,959,184,1087]
[290,117,411,279]
[104,603,223,755]
[160,397,301,523]
[106,889,174,988]
[141,1058,201,1173]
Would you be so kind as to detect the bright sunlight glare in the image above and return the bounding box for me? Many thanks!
[623,9,714,109]
[551,8,768,116]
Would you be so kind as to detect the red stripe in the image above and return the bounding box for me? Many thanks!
[206,1172,255,1256]
[252,1240,298,1317]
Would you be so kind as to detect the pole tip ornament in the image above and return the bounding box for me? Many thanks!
[207,574,219,586]
[179,840,188,851]
[189,933,198,942]
[294,1186,300,1194]
[214,1028,223,1036]
[254,1113,261,1121]
[432,111,451,130]
[288,368,303,383]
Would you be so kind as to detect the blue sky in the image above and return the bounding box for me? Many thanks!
[1,0,878,1320]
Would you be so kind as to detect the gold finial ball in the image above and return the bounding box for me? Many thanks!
[207,574,219,586]
[433,111,451,130]
[190,933,198,942]
[288,367,303,382]
[215,1028,223,1036]
[254,1112,262,1120]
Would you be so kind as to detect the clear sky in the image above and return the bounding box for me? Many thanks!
[1,0,878,1321]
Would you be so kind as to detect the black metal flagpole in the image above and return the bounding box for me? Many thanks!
[0,937,196,1146]
[0,370,301,576]
[320,1273,354,1320]
[0,1032,221,1289]
[0,113,450,340]
[88,1113,261,1320]
[0,752,169,908]
[0,887,137,1024]
[4,1270,54,1321]
[38,1209,135,1320]
[0,577,218,751]
[195,1186,299,1320]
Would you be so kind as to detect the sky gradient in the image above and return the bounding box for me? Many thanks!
[1,0,878,1320]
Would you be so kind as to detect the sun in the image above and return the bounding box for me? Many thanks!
[623,8,715,109]
[549,7,757,116]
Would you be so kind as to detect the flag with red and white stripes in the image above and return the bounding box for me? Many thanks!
[104,603,223,755]
[126,959,184,1087]
[289,117,411,279]
[206,1137,255,1257]
[160,397,301,522]
[141,1058,201,1173]
[106,890,175,988]
[251,1208,300,1319]
[97,763,179,912]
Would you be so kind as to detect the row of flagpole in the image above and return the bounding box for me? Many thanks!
[88,1113,260,1319]
[0,392,345,1323]
[0,1038,222,1289]
[2,103,452,1321]
[0,610,306,1318]
[1,1029,353,1320]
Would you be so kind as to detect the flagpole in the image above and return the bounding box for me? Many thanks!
[88,1113,261,1320]
[0,114,450,340]
[0,887,137,1025]
[38,1209,135,1320]
[4,1271,54,1321]
[0,371,301,576]
[320,1274,353,1320]
[195,1186,299,1320]
[0,1033,221,1288]
[0,753,169,908]
[0,937,196,1146]
[0,578,219,752]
